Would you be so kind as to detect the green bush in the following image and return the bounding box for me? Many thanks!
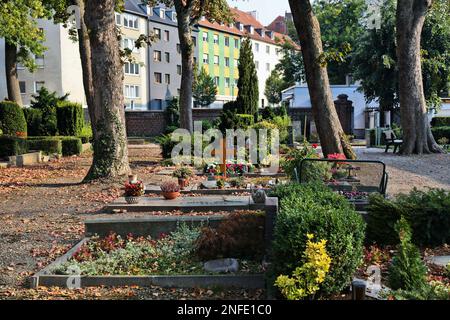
[57,101,84,136]
[78,124,92,143]
[388,218,427,291]
[431,117,450,127]
[0,101,27,136]
[0,135,28,157]
[61,137,82,156]
[31,87,68,136]
[155,134,176,159]
[27,138,62,155]
[23,108,43,136]
[236,114,254,129]
[271,183,366,296]
[431,126,450,141]
[367,189,450,246]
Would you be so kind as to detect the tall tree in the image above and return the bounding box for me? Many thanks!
[0,0,51,104]
[236,37,259,117]
[313,0,366,84]
[265,69,285,105]
[288,0,355,159]
[275,41,305,87]
[396,0,442,154]
[145,0,231,132]
[83,0,130,179]
[193,66,217,107]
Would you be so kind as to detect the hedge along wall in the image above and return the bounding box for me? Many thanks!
[431,117,450,127]
[431,126,450,141]
[0,101,27,136]
[0,136,28,157]
[57,102,84,136]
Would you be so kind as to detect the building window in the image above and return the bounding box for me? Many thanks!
[176,44,181,54]
[154,72,162,84]
[266,45,270,54]
[165,52,170,63]
[225,57,230,67]
[123,14,139,29]
[154,99,163,110]
[35,55,44,68]
[255,43,260,52]
[34,81,45,93]
[214,55,219,65]
[214,77,220,86]
[266,63,270,71]
[164,30,170,41]
[177,65,182,75]
[19,81,26,94]
[234,59,239,68]
[203,53,209,64]
[154,28,161,40]
[234,79,238,87]
[153,50,162,62]
[213,34,219,45]
[192,36,197,46]
[225,77,230,88]
[115,13,121,25]
[202,32,208,42]
[224,37,229,47]
[234,38,239,48]
[123,38,138,53]
[124,62,140,75]
[165,74,171,84]
[159,9,165,19]
[124,85,140,98]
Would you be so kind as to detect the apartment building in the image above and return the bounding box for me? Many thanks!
[0,19,86,106]
[197,19,241,108]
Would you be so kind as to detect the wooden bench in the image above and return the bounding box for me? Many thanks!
[383,129,403,153]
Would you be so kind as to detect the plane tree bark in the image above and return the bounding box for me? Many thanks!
[396,0,442,154]
[4,43,23,105]
[288,0,355,159]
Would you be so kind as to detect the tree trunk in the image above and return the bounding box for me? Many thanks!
[5,42,23,105]
[72,0,96,137]
[288,0,355,159]
[174,2,194,132]
[396,0,442,154]
[83,0,130,180]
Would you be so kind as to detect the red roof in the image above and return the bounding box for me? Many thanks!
[267,16,288,35]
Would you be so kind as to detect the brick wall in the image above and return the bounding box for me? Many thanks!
[125,111,166,137]
[192,108,222,122]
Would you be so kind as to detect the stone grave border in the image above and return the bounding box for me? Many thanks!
[31,198,278,290]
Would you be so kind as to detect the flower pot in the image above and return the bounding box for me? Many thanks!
[162,191,180,200]
[178,178,189,190]
[125,196,141,204]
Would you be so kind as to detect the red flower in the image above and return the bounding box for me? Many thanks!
[312,143,318,149]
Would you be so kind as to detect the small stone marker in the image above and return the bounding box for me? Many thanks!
[204,258,239,273]
[428,255,450,267]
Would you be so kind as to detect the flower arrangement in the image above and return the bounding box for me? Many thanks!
[275,234,331,300]
[160,180,180,193]
[226,162,246,176]
[124,180,144,197]
[172,167,193,179]
[204,162,221,175]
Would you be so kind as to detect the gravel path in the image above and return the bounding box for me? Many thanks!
[355,147,450,195]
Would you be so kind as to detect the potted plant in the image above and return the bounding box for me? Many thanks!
[216,178,225,189]
[124,180,144,204]
[172,167,193,190]
[160,181,181,200]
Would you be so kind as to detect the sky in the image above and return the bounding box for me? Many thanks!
[226,0,291,26]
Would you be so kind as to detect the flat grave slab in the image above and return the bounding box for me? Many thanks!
[104,195,253,213]
[427,255,450,267]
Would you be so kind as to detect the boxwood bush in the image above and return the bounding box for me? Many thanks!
[431,126,450,141]
[27,138,62,155]
[0,135,28,157]
[23,108,43,136]
[61,137,82,156]
[57,101,84,136]
[366,189,450,246]
[271,183,366,296]
[431,117,450,127]
[0,101,27,136]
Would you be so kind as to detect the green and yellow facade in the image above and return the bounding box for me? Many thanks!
[197,20,242,107]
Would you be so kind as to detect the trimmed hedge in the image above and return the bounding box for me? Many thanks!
[431,117,450,127]
[0,135,28,157]
[61,137,82,156]
[271,182,366,296]
[367,189,450,246]
[431,126,450,141]
[57,102,84,136]
[0,101,27,136]
[23,108,43,136]
[27,138,62,155]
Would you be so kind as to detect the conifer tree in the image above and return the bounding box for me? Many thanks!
[236,38,259,117]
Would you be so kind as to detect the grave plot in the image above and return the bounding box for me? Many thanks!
[31,208,274,290]
[297,159,388,211]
